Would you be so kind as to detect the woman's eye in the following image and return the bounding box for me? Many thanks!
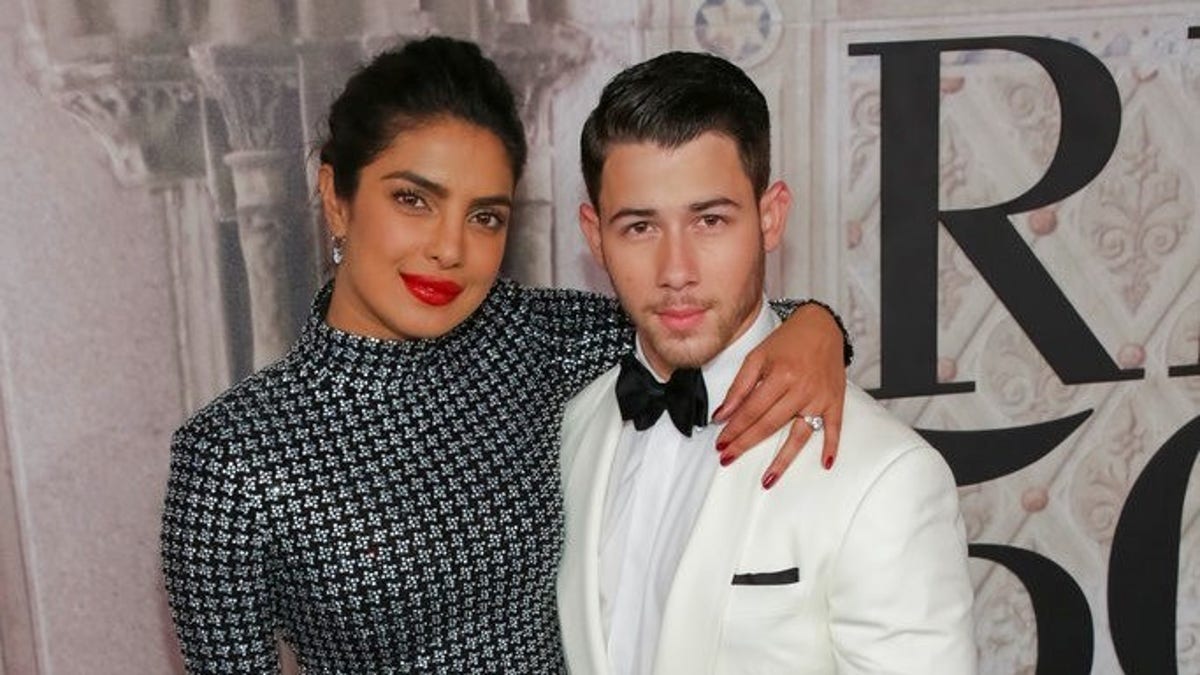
[471,211,508,230]
[393,190,427,209]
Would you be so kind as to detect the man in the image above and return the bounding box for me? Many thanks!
[557,51,975,674]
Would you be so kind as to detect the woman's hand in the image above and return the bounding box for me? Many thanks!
[713,303,848,488]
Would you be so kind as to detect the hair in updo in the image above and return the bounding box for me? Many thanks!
[319,36,528,200]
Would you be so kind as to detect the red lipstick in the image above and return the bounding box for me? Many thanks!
[401,273,463,306]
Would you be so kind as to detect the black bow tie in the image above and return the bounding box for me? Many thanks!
[615,353,709,437]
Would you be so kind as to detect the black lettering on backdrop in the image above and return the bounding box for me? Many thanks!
[848,37,1143,400]
[919,411,1095,674]
[918,410,1090,486]
[845,35,1157,675]
[970,544,1094,673]
[848,30,1200,674]
[1108,415,1200,675]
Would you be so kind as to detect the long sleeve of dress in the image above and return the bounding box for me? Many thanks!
[522,286,636,396]
[767,299,854,367]
[161,418,280,675]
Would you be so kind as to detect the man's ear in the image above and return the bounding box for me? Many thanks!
[579,202,607,270]
[758,180,792,253]
[318,164,351,239]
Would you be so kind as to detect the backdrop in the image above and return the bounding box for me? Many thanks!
[0,1,1197,673]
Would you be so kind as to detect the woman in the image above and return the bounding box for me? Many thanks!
[161,36,849,673]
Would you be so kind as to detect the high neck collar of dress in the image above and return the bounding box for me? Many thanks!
[293,278,514,372]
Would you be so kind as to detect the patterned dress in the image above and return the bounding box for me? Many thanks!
[161,280,630,674]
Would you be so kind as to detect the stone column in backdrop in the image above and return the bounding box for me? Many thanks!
[486,19,591,286]
[193,4,314,369]
[22,0,230,412]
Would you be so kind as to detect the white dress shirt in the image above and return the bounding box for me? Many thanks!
[598,301,777,675]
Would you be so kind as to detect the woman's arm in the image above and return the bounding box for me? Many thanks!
[161,423,280,674]
[527,286,851,483]
[716,301,852,486]
[523,286,635,396]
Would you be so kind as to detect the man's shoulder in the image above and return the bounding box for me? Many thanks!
[797,383,952,495]
[759,384,960,562]
[839,383,929,456]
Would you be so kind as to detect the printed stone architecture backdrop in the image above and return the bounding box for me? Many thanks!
[0,0,1197,673]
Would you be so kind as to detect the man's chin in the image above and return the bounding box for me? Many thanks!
[643,333,721,371]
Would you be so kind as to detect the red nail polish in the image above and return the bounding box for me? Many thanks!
[716,441,729,452]
[762,472,778,489]
[720,453,734,467]
[823,455,834,470]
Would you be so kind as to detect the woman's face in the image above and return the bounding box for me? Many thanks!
[320,116,515,341]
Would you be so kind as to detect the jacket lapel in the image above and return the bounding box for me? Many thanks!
[652,428,784,674]
[558,372,624,675]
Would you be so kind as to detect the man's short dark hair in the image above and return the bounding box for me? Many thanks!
[580,51,771,207]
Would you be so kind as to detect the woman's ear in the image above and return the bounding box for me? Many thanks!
[318,164,350,238]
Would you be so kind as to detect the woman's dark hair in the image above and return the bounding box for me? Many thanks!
[580,51,770,206]
[320,36,527,199]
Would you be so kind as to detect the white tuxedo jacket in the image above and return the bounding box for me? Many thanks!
[558,370,976,675]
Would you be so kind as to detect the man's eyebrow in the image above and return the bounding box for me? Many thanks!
[380,170,448,199]
[607,207,656,225]
[688,197,740,212]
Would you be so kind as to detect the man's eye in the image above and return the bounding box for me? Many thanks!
[700,214,724,227]
[626,222,650,235]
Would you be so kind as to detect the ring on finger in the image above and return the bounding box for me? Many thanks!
[801,414,825,432]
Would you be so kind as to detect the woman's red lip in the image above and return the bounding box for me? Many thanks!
[401,274,463,306]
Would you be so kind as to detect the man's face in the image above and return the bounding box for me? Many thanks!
[580,132,790,377]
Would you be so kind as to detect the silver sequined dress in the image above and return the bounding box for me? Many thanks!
[161,279,631,674]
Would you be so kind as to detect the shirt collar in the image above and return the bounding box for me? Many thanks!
[633,299,778,420]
